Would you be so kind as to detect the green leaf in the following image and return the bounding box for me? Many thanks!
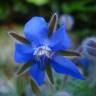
[26,0,49,6]
[30,79,41,96]
[62,0,96,13]
[57,50,80,56]
[9,32,30,44]
[48,13,58,37]
[46,65,54,85]
[0,5,9,20]
[16,77,25,96]
[17,61,33,75]
[13,1,28,14]
[62,76,68,89]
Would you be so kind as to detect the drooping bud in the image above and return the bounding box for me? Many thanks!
[80,37,96,86]
[81,37,96,61]
[59,14,74,31]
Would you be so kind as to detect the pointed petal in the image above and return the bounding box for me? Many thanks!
[30,79,41,95]
[52,55,84,80]
[78,57,90,69]
[46,65,54,85]
[15,43,33,54]
[49,25,72,51]
[24,17,48,45]
[17,61,33,75]
[48,13,58,37]
[29,64,45,86]
[14,51,31,64]
[57,50,80,56]
[14,43,33,64]
[9,32,30,44]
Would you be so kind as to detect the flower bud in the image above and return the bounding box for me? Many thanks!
[70,37,96,88]
[81,37,96,61]
[59,14,74,31]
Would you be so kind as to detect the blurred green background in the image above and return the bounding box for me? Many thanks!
[0,0,96,96]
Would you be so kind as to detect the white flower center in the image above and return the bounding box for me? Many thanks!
[34,45,52,58]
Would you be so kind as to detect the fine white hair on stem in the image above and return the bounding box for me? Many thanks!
[81,37,96,60]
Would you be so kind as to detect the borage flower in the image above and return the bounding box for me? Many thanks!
[9,13,83,87]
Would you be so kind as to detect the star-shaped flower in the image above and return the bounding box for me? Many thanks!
[9,13,83,87]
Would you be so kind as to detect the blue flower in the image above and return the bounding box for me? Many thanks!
[78,57,90,69]
[13,14,83,86]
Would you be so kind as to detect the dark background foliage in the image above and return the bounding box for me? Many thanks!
[0,0,96,40]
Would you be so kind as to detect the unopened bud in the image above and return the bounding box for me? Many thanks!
[81,37,96,61]
[59,14,74,31]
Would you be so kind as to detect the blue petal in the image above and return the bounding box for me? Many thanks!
[15,43,33,54]
[78,57,90,69]
[14,43,33,64]
[24,17,48,45]
[51,55,84,80]
[49,25,72,51]
[29,63,45,86]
